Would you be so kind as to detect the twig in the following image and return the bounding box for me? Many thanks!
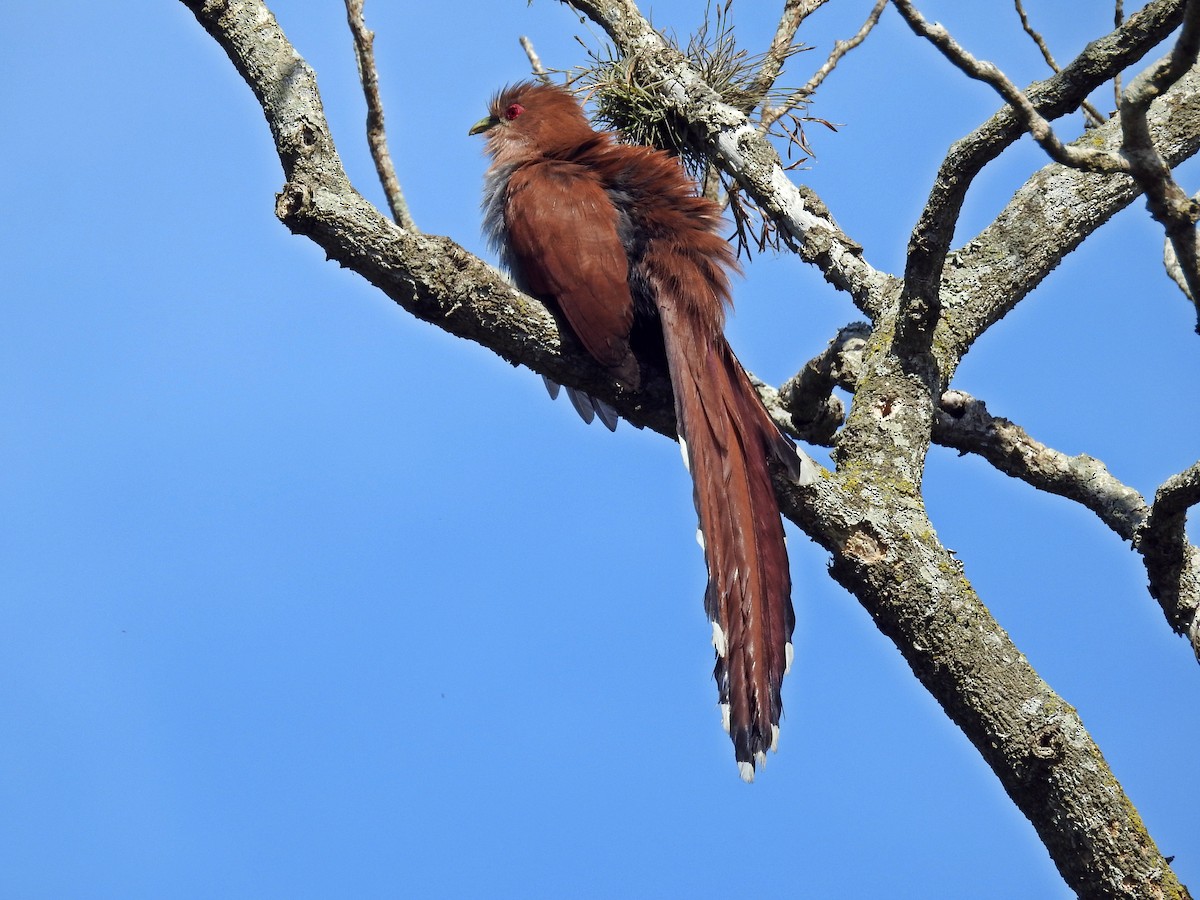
[747,0,823,107]
[345,0,415,230]
[893,0,1128,174]
[1013,0,1107,125]
[764,0,887,128]
[520,35,553,83]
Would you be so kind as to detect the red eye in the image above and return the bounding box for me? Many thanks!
[503,103,525,121]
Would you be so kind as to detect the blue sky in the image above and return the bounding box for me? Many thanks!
[2,1,1197,897]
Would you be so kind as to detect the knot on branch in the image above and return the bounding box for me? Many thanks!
[275,181,314,226]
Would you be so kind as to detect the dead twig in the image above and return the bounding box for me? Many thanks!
[764,0,888,129]
[520,35,553,83]
[345,0,415,230]
[1013,0,1107,125]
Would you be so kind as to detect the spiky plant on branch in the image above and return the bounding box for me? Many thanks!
[563,1,833,256]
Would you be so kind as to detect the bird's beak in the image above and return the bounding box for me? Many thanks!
[468,114,499,136]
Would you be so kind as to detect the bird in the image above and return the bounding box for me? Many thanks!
[470,81,799,781]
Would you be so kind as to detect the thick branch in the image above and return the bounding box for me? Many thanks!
[942,62,1200,358]
[772,445,1191,900]
[1139,461,1200,650]
[894,0,1186,353]
[777,321,869,444]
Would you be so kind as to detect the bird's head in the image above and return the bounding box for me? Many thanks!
[469,81,596,163]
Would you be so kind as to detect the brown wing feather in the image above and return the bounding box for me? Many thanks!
[504,162,640,388]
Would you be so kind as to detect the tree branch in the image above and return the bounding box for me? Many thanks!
[745,0,815,107]
[763,0,888,128]
[777,321,868,444]
[935,390,1200,658]
[942,61,1200,358]
[1138,460,1200,652]
[894,0,1128,174]
[344,0,414,230]
[1120,0,1200,329]
[889,0,1186,354]
[899,0,1200,339]
[1013,0,1108,126]
[935,391,1147,538]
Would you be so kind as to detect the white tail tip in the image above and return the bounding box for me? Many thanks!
[738,761,755,783]
[711,621,728,657]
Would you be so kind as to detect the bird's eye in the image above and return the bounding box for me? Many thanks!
[503,103,525,121]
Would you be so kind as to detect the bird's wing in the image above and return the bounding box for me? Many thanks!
[504,162,640,388]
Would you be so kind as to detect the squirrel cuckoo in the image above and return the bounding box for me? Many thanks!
[470,82,798,781]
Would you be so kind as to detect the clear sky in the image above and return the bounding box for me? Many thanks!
[2,1,1197,897]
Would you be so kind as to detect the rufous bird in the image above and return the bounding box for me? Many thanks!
[470,82,800,781]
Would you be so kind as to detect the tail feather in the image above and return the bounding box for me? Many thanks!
[653,279,795,782]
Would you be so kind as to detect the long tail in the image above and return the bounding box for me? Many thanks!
[652,270,797,782]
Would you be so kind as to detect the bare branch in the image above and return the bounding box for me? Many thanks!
[943,62,1200,357]
[935,391,1200,660]
[1138,459,1200,656]
[764,0,887,127]
[898,0,1200,344]
[746,0,812,106]
[890,0,1187,356]
[934,391,1147,539]
[519,35,553,83]
[1164,227,1200,328]
[1115,0,1126,105]
[344,0,415,230]
[178,0,1198,893]
[1120,0,1200,327]
[1013,0,1107,125]
[893,0,1129,175]
[1156,459,1200,518]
